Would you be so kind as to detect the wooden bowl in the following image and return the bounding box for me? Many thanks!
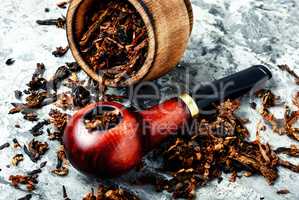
[66,0,193,87]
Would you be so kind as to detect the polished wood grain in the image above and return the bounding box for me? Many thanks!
[63,99,191,177]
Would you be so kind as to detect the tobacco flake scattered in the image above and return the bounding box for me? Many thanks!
[49,109,68,131]
[66,62,81,72]
[36,17,66,29]
[72,86,91,108]
[82,185,139,200]
[13,138,21,148]
[278,64,299,84]
[9,174,38,191]
[40,161,47,168]
[23,111,39,122]
[83,107,121,132]
[55,93,73,110]
[17,194,32,200]
[15,90,23,99]
[51,146,69,176]
[52,46,69,57]
[57,1,68,9]
[276,189,290,195]
[23,139,49,162]
[11,154,24,166]
[30,120,49,136]
[6,58,15,65]
[0,142,10,150]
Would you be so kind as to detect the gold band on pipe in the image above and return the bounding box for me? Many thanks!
[179,93,199,118]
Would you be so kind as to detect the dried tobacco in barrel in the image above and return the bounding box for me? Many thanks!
[79,0,148,85]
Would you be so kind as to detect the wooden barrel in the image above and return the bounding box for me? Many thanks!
[66,0,193,87]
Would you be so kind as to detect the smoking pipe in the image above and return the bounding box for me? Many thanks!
[63,65,272,177]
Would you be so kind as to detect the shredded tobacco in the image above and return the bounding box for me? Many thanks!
[5,58,15,65]
[83,107,121,132]
[30,119,49,137]
[63,185,71,200]
[79,0,148,85]
[82,185,139,200]
[13,138,21,148]
[11,154,24,166]
[276,189,290,195]
[49,109,68,131]
[256,89,299,141]
[51,146,69,176]
[136,99,299,199]
[52,46,69,57]
[36,17,66,29]
[278,64,299,84]
[57,1,68,9]
[0,142,10,150]
[23,139,49,162]
[9,174,38,191]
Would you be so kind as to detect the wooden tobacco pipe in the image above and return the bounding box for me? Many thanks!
[63,65,272,177]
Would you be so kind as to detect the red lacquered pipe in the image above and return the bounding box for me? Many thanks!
[64,102,143,177]
[63,99,190,177]
[63,65,272,177]
[139,98,191,150]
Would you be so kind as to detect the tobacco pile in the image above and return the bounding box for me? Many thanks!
[84,107,122,132]
[79,0,148,84]
[137,99,299,199]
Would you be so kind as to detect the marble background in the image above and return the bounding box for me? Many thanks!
[0,0,299,199]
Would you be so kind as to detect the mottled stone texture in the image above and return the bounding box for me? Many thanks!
[0,0,299,199]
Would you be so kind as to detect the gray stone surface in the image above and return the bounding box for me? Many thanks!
[0,0,299,199]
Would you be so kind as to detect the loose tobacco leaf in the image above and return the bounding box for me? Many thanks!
[278,64,299,84]
[137,99,299,199]
[275,145,299,157]
[6,58,15,65]
[9,174,38,191]
[13,138,21,148]
[17,194,32,200]
[55,93,73,110]
[79,0,148,85]
[0,142,10,150]
[52,46,69,57]
[63,185,71,200]
[11,154,24,166]
[40,161,47,168]
[83,107,121,132]
[66,62,81,72]
[51,146,69,176]
[276,189,290,195]
[49,109,68,131]
[47,128,63,143]
[23,111,39,122]
[23,139,49,162]
[256,90,299,141]
[82,185,140,200]
[27,168,42,176]
[30,120,49,136]
[36,17,66,29]
[15,90,23,99]
[57,1,68,9]
[72,86,91,108]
